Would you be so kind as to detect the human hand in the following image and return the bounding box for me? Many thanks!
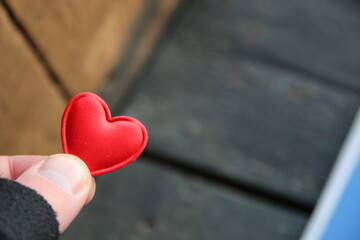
[0,154,96,233]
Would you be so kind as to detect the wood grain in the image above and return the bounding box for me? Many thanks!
[6,0,145,95]
[0,5,65,155]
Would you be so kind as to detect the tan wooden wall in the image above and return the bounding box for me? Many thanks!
[0,0,179,155]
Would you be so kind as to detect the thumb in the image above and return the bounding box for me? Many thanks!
[15,154,95,233]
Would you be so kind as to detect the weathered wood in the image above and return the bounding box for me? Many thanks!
[0,5,65,154]
[172,0,360,90]
[62,159,306,240]
[121,34,360,205]
[6,0,145,95]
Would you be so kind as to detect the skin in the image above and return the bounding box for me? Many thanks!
[0,154,96,233]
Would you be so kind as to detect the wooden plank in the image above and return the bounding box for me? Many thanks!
[5,0,145,95]
[120,39,360,205]
[0,5,65,154]
[171,0,360,90]
[62,158,306,240]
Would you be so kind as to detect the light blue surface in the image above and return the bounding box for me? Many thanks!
[322,158,360,240]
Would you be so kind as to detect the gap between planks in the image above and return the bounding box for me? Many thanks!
[142,150,313,216]
[0,0,71,101]
[109,0,196,113]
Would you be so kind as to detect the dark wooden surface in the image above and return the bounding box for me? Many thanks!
[121,0,360,205]
[62,0,360,239]
[62,158,306,240]
[123,50,359,206]
[173,0,360,90]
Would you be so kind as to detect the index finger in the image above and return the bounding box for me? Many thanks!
[0,155,47,180]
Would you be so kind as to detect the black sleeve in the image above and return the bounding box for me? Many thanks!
[0,178,59,240]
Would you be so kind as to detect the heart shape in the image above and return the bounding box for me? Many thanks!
[61,92,147,176]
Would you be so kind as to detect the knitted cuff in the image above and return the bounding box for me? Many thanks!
[0,178,59,240]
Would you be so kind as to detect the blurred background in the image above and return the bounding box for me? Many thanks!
[1,0,360,239]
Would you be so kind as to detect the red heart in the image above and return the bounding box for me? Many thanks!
[61,92,148,176]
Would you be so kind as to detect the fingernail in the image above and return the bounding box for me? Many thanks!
[38,154,87,195]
